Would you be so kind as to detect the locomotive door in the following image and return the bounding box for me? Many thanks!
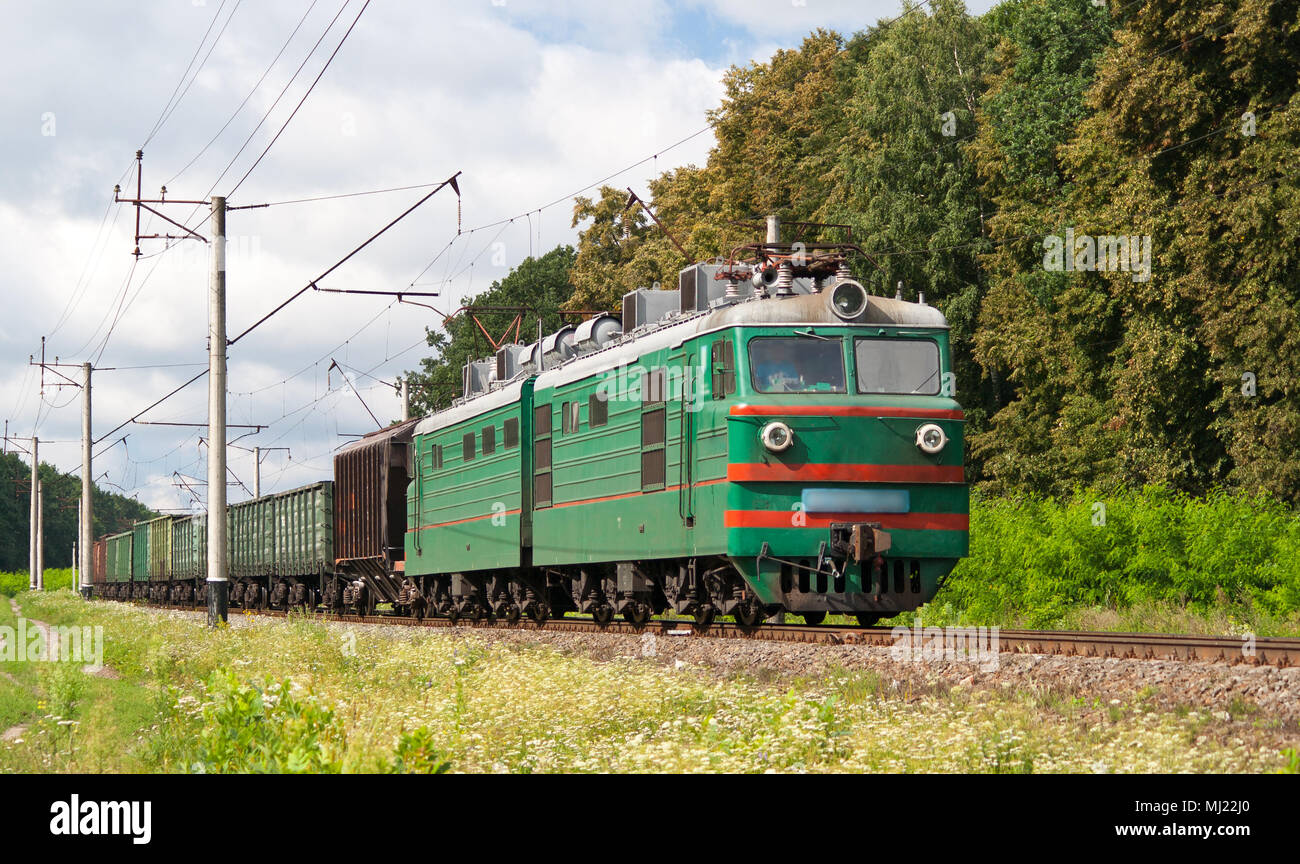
[672,349,695,527]
[533,402,552,509]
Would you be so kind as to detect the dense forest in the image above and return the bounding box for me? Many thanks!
[406,0,1300,505]
[0,451,155,571]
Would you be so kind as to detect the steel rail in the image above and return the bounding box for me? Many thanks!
[136,603,1300,668]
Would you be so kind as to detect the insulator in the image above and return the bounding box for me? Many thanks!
[775,261,794,296]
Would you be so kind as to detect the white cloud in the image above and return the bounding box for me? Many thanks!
[0,0,735,511]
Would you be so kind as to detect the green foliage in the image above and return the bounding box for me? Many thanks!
[0,568,75,596]
[974,0,1300,501]
[40,659,86,721]
[405,246,577,414]
[184,670,347,774]
[938,487,1300,628]
[383,727,451,774]
[0,452,154,571]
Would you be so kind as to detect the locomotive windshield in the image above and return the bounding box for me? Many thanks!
[854,337,942,395]
[749,337,846,393]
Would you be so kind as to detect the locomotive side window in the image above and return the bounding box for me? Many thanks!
[561,401,581,434]
[482,425,496,455]
[589,392,608,427]
[710,339,735,398]
[854,338,942,395]
[641,368,666,403]
[463,432,475,462]
[431,443,443,470]
[749,337,846,393]
[504,417,519,448]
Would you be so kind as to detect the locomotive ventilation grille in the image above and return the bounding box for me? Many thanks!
[779,558,922,596]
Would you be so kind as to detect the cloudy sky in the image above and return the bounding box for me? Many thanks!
[1,0,996,512]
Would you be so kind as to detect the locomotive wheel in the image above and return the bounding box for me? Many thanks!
[591,604,614,626]
[692,604,716,629]
[802,612,826,626]
[734,601,763,628]
[527,602,550,624]
[461,604,482,622]
[622,602,650,626]
[855,613,882,628]
[502,604,521,624]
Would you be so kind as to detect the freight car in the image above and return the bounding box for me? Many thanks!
[98,218,969,627]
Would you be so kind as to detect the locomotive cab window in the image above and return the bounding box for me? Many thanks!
[749,337,846,393]
[854,338,942,395]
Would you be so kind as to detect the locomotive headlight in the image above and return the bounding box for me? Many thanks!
[760,421,795,453]
[830,279,868,320]
[915,422,948,454]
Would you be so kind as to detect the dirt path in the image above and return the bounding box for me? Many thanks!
[1,597,34,742]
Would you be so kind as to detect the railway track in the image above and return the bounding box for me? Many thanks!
[143,602,1300,668]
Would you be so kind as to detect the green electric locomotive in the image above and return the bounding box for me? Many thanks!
[401,222,968,626]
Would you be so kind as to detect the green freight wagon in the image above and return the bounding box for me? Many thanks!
[272,482,333,577]
[133,516,173,602]
[228,497,275,579]
[105,531,133,600]
[268,481,333,608]
[169,513,207,604]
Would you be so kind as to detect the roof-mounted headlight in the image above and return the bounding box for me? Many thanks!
[830,279,868,320]
[915,422,948,455]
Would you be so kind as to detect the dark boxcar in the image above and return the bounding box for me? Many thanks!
[91,538,107,589]
[330,419,419,611]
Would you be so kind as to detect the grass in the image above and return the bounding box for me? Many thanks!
[0,590,1295,774]
[0,569,75,596]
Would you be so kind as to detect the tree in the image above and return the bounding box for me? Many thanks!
[404,245,578,415]
[967,0,1116,494]
[0,452,154,571]
[821,0,995,457]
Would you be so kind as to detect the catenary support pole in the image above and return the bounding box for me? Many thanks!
[401,379,410,422]
[207,196,229,625]
[80,362,93,599]
[253,446,260,498]
[29,436,37,589]
[35,479,43,591]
